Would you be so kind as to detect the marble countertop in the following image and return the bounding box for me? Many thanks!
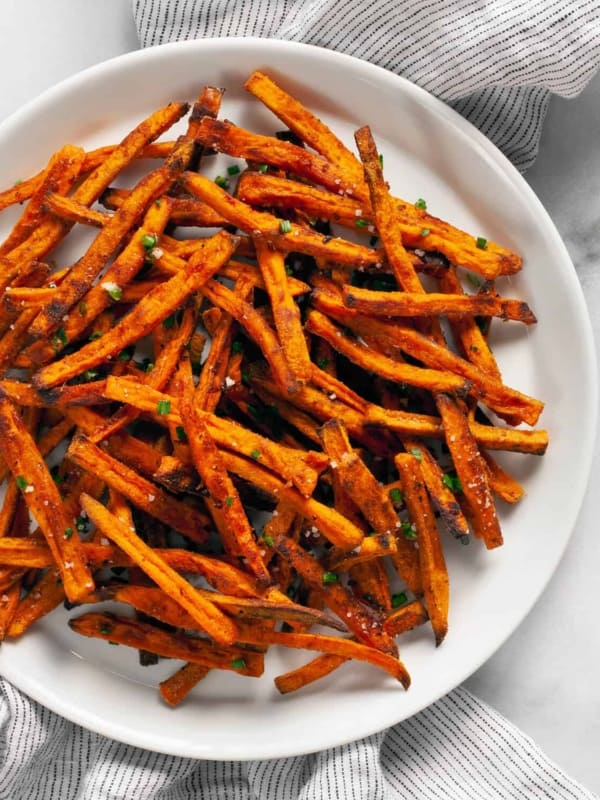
[1,0,599,791]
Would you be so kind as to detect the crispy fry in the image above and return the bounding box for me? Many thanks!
[67,435,212,544]
[79,494,238,645]
[306,309,470,396]
[181,171,383,268]
[435,394,503,548]
[70,612,260,674]
[0,392,93,601]
[396,453,449,645]
[342,285,537,325]
[32,231,238,388]
[159,662,211,706]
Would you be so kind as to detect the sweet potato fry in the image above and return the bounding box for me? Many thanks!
[396,453,449,645]
[254,238,311,381]
[244,70,365,185]
[179,392,270,584]
[181,171,383,268]
[160,662,211,706]
[32,230,238,389]
[70,612,260,674]
[79,494,238,645]
[342,285,537,325]
[6,568,66,638]
[67,435,212,544]
[306,309,470,396]
[220,449,364,551]
[435,394,503,548]
[311,290,544,426]
[0,392,93,601]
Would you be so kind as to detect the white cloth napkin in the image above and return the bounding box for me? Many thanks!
[1,2,599,799]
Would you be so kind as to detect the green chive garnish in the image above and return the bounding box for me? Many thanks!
[89,331,103,341]
[156,399,171,415]
[476,236,488,250]
[175,426,188,442]
[257,164,268,173]
[16,476,28,490]
[389,487,403,504]
[64,527,74,539]
[409,447,423,462]
[414,198,427,210]
[227,164,240,175]
[391,592,407,608]
[214,175,229,189]
[140,232,158,250]
[231,340,244,354]
[420,228,430,237]
[402,521,417,539]
[231,658,246,670]
[355,219,369,228]
[317,357,329,370]
[250,449,261,460]
[442,473,462,492]
[322,571,339,584]
[279,219,292,234]
[225,496,234,507]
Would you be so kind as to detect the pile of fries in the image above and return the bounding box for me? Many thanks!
[0,70,547,704]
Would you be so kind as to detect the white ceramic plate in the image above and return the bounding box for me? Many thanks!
[0,38,596,760]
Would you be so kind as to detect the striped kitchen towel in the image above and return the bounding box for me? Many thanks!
[133,0,600,170]
[0,678,597,799]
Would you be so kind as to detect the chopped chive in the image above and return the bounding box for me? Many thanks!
[227,164,240,175]
[475,236,488,250]
[250,449,261,460]
[322,571,339,584]
[214,175,229,189]
[231,657,246,670]
[261,532,275,547]
[99,623,112,635]
[420,228,430,237]
[163,312,176,329]
[466,272,481,288]
[279,219,292,234]
[225,496,234,507]
[285,265,294,276]
[156,399,171,416]
[89,331,103,341]
[391,591,407,608]
[369,235,379,247]
[51,327,68,349]
[414,198,427,210]
[409,447,422,462]
[402,521,417,539]
[13,179,22,186]
[231,339,244,354]
[378,153,384,168]
[83,369,100,381]
[140,232,158,250]
[442,473,462,492]
[108,286,122,301]
[15,476,28,490]
[389,487,403,504]
[175,425,188,442]
[317,357,329,370]
[118,346,134,361]
[64,527,74,539]
[257,164,268,173]
[355,218,369,228]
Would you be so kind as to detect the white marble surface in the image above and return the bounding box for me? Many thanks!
[1,0,599,792]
